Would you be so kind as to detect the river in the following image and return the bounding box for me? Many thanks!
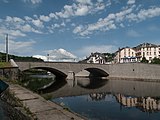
[41,78,160,120]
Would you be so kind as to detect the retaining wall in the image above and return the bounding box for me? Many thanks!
[109,63,160,80]
[0,67,19,80]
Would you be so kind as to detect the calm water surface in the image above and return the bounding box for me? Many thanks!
[42,78,160,120]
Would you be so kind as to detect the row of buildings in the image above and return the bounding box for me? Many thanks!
[86,43,160,64]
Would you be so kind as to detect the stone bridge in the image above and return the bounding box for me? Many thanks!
[15,62,160,80]
[16,62,111,79]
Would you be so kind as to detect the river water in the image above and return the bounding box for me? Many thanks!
[41,78,160,120]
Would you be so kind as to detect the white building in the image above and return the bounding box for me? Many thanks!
[134,43,160,63]
[115,43,160,63]
[87,52,106,64]
[115,47,136,63]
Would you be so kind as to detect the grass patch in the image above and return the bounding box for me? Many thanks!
[0,62,11,68]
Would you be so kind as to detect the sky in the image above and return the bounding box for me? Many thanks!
[0,0,160,61]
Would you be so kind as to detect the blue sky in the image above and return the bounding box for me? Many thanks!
[0,0,160,60]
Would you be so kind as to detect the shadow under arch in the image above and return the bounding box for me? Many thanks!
[84,67,109,77]
[26,67,67,79]
[77,77,108,89]
[23,67,68,93]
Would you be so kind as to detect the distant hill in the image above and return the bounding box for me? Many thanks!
[0,52,43,62]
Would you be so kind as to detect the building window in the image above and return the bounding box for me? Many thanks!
[147,52,149,55]
[154,52,156,55]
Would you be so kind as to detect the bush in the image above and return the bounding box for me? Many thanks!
[141,57,149,63]
[151,57,160,64]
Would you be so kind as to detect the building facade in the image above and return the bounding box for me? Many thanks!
[134,43,160,63]
[115,43,160,63]
[87,52,106,64]
[115,47,136,63]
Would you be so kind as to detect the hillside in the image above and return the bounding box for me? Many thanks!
[0,52,43,62]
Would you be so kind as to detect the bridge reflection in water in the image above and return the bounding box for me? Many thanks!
[41,78,160,120]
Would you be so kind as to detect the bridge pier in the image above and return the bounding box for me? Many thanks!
[66,71,77,87]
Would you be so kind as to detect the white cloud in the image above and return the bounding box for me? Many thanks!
[47,22,67,33]
[49,13,58,19]
[23,0,42,4]
[137,7,160,21]
[24,16,33,21]
[74,7,133,36]
[76,0,92,5]
[126,7,160,22]
[127,0,135,5]
[73,5,160,37]
[56,4,75,18]
[0,27,26,38]
[1,16,42,36]
[10,30,26,37]
[77,45,117,57]
[32,19,44,28]
[19,24,42,34]
[33,48,77,62]
[39,15,51,22]
[0,40,35,55]
[55,0,107,19]
[73,25,84,34]
[75,5,90,16]
[5,16,25,23]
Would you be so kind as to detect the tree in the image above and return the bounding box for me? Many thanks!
[141,57,149,63]
[151,57,160,64]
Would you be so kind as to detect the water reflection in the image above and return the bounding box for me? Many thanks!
[42,78,160,120]
[89,93,106,101]
[77,77,108,89]
[115,94,160,113]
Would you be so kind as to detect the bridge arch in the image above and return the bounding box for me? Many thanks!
[84,67,109,77]
[24,67,67,79]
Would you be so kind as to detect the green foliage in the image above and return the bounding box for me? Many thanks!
[19,76,54,91]
[0,52,43,62]
[102,53,115,62]
[19,70,55,92]
[24,69,48,75]
[0,62,11,68]
[141,57,149,63]
[151,57,160,64]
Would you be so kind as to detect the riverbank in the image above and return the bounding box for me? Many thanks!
[6,82,85,120]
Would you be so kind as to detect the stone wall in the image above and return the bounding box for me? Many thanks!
[0,67,19,80]
[109,63,160,80]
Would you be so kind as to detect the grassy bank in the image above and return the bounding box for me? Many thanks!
[0,62,11,68]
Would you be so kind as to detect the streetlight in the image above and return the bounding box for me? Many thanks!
[6,34,9,62]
